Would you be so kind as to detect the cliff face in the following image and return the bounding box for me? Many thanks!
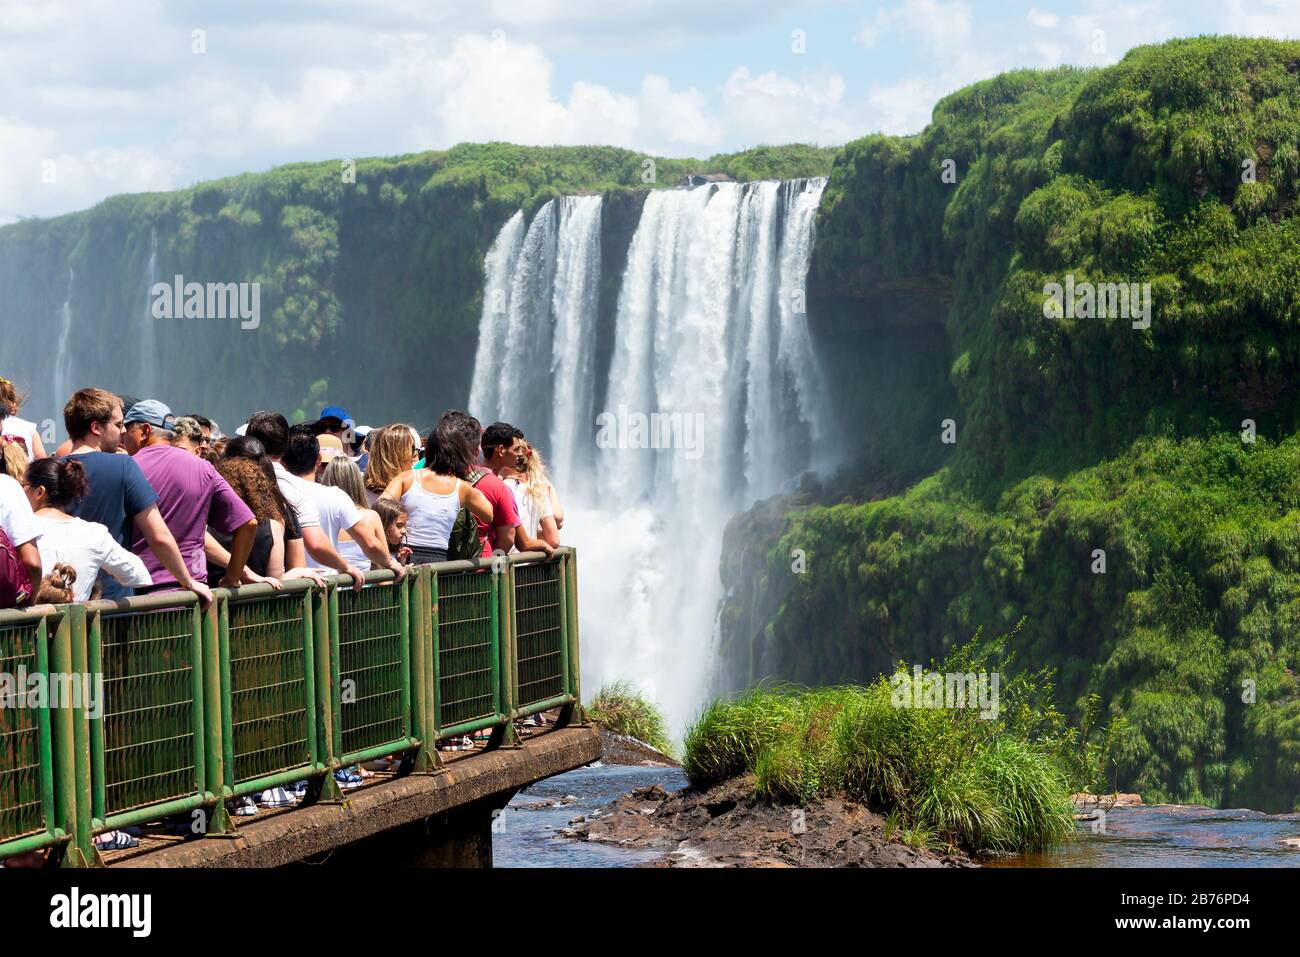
[0,143,834,433]
[720,38,1300,812]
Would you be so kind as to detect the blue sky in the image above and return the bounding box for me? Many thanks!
[1,0,1296,223]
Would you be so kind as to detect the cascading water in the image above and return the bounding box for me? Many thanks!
[52,268,75,423]
[468,178,831,733]
[139,229,159,399]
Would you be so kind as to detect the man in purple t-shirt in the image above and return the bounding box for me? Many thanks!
[122,401,256,590]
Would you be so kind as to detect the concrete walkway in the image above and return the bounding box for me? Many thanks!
[108,726,602,868]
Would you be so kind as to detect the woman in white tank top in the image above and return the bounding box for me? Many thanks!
[381,420,493,564]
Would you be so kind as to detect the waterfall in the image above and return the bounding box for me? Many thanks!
[548,196,603,489]
[52,268,75,424]
[468,178,831,733]
[139,229,158,399]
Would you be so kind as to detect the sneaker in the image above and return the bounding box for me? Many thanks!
[289,779,307,798]
[258,787,295,808]
[334,768,364,790]
[231,796,257,817]
[94,829,139,850]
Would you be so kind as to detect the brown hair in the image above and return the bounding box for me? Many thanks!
[35,564,77,604]
[216,456,284,524]
[364,424,417,494]
[0,377,26,417]
[64,388,121,441]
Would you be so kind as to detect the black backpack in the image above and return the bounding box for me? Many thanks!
[446,469,488,562]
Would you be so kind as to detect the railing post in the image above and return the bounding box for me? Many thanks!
[202,595,234,836]
[309,582,343,803]
[411,566,441,770]
[489,558,521,748]
[55,605,96,866]
[556,550,587,728]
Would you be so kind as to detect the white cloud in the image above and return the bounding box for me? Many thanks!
[0,118,180,224]
[1028,8,1061,29]
[1219,0,1300,39]
[722,67,854,144]
[856,0,975,54]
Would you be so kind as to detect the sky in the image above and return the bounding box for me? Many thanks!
[1,0,1297,224]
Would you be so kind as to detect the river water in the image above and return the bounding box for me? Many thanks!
[493,766,1300,868]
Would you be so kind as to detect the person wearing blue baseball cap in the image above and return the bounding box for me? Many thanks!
[316,405,352,437]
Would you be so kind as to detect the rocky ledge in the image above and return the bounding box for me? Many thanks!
[562,775,977,868]
[596,728,681,767]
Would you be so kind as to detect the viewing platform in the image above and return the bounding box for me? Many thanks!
[0,549,594,868]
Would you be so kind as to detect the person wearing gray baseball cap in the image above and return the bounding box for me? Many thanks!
[121,398,259,595]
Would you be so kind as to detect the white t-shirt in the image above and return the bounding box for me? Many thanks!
[2,415,40,453]
[504,477,554,544]
[0,474,39,547]
[273,462,321,529]
[30,514,152,602]
[305,483,363,573]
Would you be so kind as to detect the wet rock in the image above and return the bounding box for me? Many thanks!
[597,729,680,767]
[1072,792,1144,818]
[565,773,977,868]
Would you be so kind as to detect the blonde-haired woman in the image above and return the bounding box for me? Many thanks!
[0,377,46,459]
[504,443,560,549]
[363,423,420,505]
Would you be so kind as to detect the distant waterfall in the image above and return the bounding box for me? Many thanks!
[468,179,831,733]
[52,268,75,422]
[139,229,158,399]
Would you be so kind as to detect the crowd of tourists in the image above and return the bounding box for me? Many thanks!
[0,376,566,857]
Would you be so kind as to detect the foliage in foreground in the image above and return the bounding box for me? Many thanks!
[586,680,674,757]
[683,637,1103,853]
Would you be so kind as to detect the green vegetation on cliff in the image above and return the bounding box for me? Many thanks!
[731,37,1300,811]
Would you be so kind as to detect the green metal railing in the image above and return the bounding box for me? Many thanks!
[330,570,417,767]
[511,561,569,716]
[221,585,320,797]
[0,608,64,858]
[0,547,582,865]
[88,596,208,834]
[432,564,502,737]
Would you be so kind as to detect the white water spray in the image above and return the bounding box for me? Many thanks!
[52,268,75,422]
[468,179,830,734]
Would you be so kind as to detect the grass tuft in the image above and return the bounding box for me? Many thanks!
[586,680,674,757]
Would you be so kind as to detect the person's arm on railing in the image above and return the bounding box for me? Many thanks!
[302,525,364,590]
[204,529,281,589]
[539,514,560,549]
[98,529,153,591]
[219,518,258,589]
[283,533,307,572]
[547,480,564,531]
[134,504,214,608]
[18,540,41,596]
